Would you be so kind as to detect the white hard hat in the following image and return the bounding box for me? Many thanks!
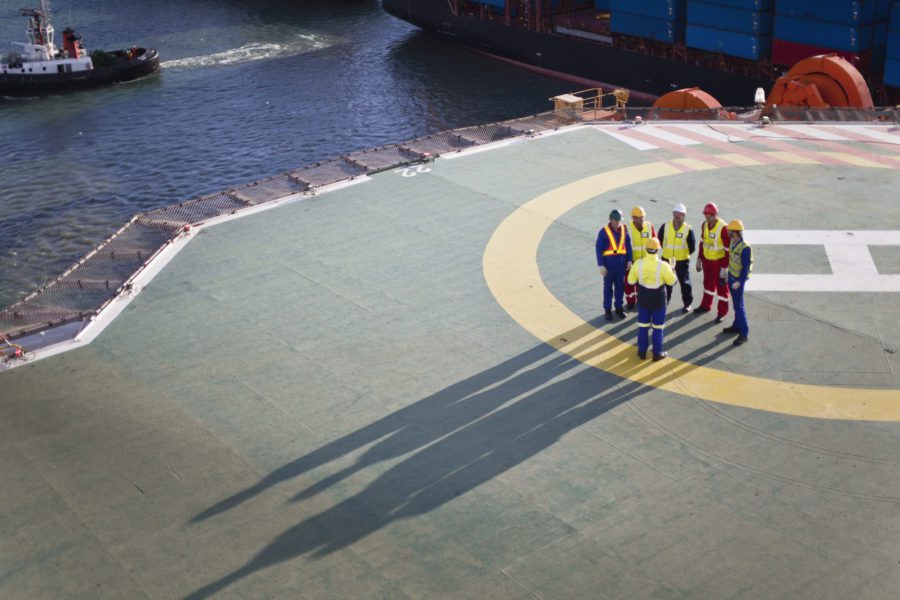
[673,203,687,214]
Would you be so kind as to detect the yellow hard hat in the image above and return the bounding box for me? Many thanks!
[728,219,745,232]
[631,206,646,217]
[646,237,661,251]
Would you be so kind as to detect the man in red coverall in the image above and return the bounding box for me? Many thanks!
[694,202,730,323]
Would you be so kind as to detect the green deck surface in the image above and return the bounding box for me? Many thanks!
[2,125,900,599]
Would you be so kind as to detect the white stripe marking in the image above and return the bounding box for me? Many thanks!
[777,125,850,141]
[637,125,702,146]
[593,126,658,150]
[834,125,900,145]
[666,123,743,142]
[719,124,791,139]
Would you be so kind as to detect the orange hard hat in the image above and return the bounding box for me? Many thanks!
[703,202,718,215]
[728,219,744,232]
[646,237,661,251]
[631,206,646,217]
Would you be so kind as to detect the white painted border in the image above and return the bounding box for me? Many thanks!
[0,175,371,371]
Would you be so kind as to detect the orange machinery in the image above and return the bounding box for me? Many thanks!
[650,54,874,115]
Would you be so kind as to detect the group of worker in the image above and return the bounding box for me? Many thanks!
[595,202,753,362]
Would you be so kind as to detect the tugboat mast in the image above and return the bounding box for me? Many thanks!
[20,0,54,59]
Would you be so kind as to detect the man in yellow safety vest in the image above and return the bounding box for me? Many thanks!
[624,206,656,311]
[656,203,696,314]
[627,237,677,361]
[723,219,753,346]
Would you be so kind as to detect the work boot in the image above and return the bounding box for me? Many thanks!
[733,335,748,346]
[693,307,710,314]
[637,351,646,360]
[615,307,627,319]
[626,303,636,312]
[715,315,725,324]
[682,305,692,314]
[722,325,739,334]
[652,352,668,362]
[605,309,613,321]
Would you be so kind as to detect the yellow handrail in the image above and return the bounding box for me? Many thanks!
[551,87,630,113]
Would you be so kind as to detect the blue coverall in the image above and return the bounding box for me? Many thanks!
[627,256,677,356]
[595,224,632,312]
[727,242,752,337]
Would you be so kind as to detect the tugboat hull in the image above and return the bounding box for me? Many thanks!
[0,47,159,96]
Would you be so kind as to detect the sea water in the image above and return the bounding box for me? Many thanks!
[0,0,570,306]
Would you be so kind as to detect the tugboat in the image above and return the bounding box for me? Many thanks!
[0,0,159,96]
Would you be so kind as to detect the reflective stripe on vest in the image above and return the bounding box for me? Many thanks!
[602,224,627,256]
[702,218,727,261]
[637,257,664,288]
[662,220,690,261]
[728,239,753,279]
[629,221,653,260]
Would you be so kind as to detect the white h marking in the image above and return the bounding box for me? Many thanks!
[745,230,900,292]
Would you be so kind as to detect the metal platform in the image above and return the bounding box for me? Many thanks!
[2,120,900,599]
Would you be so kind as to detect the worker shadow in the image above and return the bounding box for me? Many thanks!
[183,316,710,599]
[666,322,734,350]
[570,306,703,367]
[190,320,600,527]
[597,314,634,335]
[576,310,738,387]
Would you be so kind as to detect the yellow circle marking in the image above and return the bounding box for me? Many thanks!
[483,161,900,422]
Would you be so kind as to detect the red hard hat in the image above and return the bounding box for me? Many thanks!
[703,202,718,215]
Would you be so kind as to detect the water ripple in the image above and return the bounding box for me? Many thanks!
[0,1,570,307]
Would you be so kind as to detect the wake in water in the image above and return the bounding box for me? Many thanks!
[161,34,330,70]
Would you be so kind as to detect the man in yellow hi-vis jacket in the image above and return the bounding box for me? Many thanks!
[627,237,677,361]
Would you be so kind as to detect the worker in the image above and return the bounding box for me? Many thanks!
[656,203,696,313]
[627,237,676,361]
[694,202,730,323]
[595,208,632,321]
[723,219,752,346]
[624,206,656,311]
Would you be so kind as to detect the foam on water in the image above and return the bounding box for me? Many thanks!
[161,34,330,70]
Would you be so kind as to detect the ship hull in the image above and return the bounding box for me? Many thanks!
[0,48,160,96]
[383,0,772,106]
